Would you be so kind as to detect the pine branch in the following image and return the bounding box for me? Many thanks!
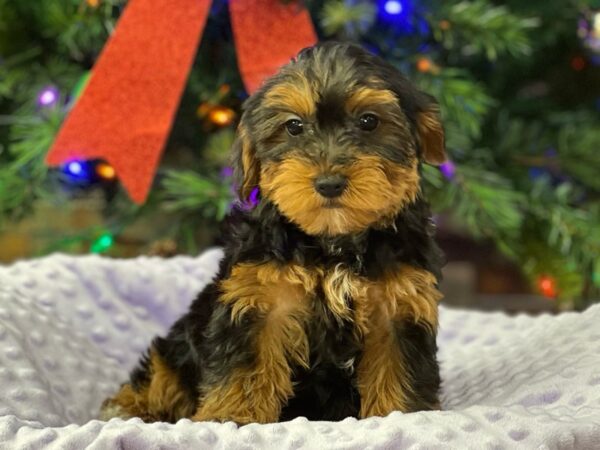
[320,0,376,39]
[528,178,600,267]
[160,170,233,220]
[429,165,525,244]
[553,116,600,191]
[433,0,539,60]
[416,69,495,146]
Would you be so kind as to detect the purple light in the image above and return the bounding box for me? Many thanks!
[384,0,403,15]
[439,160,456,180]
[37,86,59,107]
[220,166,234,178]
[247,187,260,206]
[237,187,261,211]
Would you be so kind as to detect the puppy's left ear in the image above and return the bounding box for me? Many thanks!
[415,95,446,165]
[230,121,260,201]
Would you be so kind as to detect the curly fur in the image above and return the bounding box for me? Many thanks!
[101,42,446,424]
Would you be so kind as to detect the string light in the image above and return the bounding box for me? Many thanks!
[538,275,557,299]
[208,106,236,127]
[218,84,231,95]
[91,232,114,254]
[37,87,59,107]
[384,0,403,15]
[578,11,600,54]
[248,187,260,206]
[240,187,260,210]
[96,162,116,180]
[416,57,433,73]
[439,20,451,30]
[220,166,234,178]
[439,160,456,180]
[64,160,87,178]
[62,159,118,184]
[378,0,415,32]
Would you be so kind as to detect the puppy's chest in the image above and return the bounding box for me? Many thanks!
[304,294,361,372]
[300,265,369,366]
[295,263,369,327]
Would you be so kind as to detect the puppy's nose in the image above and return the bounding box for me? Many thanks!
[314,174,348,198]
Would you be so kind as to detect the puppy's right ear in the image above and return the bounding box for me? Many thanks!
[231,121,260,201]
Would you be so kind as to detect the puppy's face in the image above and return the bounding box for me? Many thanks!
[232,43,446,236]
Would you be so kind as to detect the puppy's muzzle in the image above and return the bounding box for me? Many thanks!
[314,174,348,198]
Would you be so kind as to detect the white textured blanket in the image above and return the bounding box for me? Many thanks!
[0,250,599,449]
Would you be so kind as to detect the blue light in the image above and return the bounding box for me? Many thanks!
[66,161,83,176]
[384,0,403,15]
[378,0,417,34]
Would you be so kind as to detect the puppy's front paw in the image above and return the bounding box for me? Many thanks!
[99,399,134,421]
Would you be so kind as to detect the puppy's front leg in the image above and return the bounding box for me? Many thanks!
[356,266,442,417]
[192,262,314,424]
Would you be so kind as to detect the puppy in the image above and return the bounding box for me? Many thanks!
[100,42,446,424]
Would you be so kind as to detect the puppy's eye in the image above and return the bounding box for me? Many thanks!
[285,119,304,136]
[358,113,379,131]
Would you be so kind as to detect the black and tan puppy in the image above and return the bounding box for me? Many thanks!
[100,42,446,424]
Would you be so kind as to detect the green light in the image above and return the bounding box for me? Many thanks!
[91,233,114,253]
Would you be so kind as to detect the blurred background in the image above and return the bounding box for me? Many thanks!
[1,0,599,313]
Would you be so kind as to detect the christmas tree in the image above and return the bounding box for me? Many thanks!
[1,0,599,308]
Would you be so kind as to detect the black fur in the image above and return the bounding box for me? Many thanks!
[122,42,445,422]
[126,194,443,421]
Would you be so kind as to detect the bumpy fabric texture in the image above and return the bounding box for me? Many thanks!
[0,250,599,449]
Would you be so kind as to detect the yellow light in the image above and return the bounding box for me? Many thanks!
[97,162,116,180]
[209,106,235,126]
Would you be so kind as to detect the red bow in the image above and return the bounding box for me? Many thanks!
[46,0,316,204]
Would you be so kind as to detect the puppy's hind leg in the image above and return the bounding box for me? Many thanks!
[99,346,195,422]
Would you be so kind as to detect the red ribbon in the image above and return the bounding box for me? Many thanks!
[46,0,316,204]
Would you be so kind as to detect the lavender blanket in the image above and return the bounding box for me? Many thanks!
[0,250,599,449]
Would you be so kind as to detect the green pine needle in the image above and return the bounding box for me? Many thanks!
[434,0,539,60]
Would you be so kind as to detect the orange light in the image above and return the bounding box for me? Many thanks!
[538,275,557,299]
[87,0,100,7]
[218,84,231,95]
[417,57,433,73]
[209,106,235,126]
[96,162,116,180]
[439,20,450,30]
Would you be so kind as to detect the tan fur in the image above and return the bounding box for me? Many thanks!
[193,262,314,424]
[354,265,442,417]
[322,264,366,322]
[345,87,397,113]
[356,317,413,417]
[100,350,195,422]
[358,266,441,334]
[263,75,316,117]
[260,155,420,236]
[417,109,446,165]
